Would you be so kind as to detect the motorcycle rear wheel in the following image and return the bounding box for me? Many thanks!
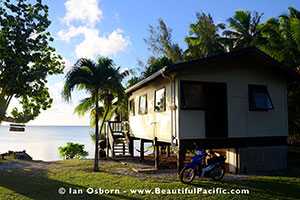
[179,167,196,183]
[210,165,225,181]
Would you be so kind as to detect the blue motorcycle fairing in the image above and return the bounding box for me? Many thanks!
[184,151,206,169]
[184,162,197,169]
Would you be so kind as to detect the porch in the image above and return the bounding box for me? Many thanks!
[103,120,173,171]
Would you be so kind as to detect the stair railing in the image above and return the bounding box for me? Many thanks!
[106,121,130,158]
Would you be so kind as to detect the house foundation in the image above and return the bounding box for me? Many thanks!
[238,145,287,174]
[176,138,288,174]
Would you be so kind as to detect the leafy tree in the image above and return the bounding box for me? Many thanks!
[223,11,264,49]
[0,0,63,124]
[259,7,300,135]
[58,142,88,159]
[126,76,141,88]
[145,18,183,62]
[126,56,173,88]
[142,56,172,78]
[260,7,300,67]
[62,57,127,172]
[185,12,226,60]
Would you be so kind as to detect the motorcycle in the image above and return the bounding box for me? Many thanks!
[179,149,226,183]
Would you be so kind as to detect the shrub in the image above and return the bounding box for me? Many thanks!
[58,143,88,159]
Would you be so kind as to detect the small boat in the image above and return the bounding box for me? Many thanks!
[9,124,25,132]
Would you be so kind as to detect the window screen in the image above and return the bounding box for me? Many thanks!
[154,87,166,112]
[248,85,274,111]
[138,95,147,114]
[129,99,135,115]
[181,81,206,109]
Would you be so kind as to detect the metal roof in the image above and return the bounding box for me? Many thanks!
[125,47,300,94]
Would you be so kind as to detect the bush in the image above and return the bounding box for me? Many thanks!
[58,143,88,159]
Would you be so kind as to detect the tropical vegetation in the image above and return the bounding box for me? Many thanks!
[0,0,63,124]
[62,57,128,172]
[58,142,88,159]
[185,13,226,59]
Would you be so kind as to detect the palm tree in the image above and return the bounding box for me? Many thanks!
[223,10,263,49]
[185,12,226,60]
[62,57,127,172]
[260,7,300,67]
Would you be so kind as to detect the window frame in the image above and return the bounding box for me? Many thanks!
[138,94,148,115]
[154,87,166,112]
[248,84,274,111]
[180,80,207,110]
[129,99,135,116]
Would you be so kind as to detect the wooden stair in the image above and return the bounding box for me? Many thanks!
[105,121,133,158]
[113,138,130,156]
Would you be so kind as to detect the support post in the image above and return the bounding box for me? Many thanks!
[122,143,125,155]
[140,139,144,161]
[166,145,171,157]
[154,137,159,170]
[111,142,115,158]
[177,142,186,174]
[235,148,240,174]
[105,123,110,158]
[129,138,134,157]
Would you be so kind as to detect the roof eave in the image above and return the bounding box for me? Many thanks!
[125,66,168,94]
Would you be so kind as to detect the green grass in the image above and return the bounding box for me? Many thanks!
[0,149,299,200]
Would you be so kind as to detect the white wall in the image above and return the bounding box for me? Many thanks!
[177,64,288,139]
[128,78,173,143]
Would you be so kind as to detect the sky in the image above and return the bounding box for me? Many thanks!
[17,0,300,126]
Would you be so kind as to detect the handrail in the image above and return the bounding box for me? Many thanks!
[105,121,130,158]
[106,121,115,157]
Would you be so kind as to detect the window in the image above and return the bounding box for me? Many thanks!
[181,81,206,110]
[248,85,274,111]
[138,94,147,114]
[129,99,135,115]
[154,87,166,112]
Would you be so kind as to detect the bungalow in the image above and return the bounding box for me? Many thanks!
[113,47,299,174]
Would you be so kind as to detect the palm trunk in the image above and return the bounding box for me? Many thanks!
[93,91,100,172]
[99,105,110,146]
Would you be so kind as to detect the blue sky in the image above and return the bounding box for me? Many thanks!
[26,0,300,125]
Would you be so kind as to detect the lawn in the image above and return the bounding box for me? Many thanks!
[0,148,299,200]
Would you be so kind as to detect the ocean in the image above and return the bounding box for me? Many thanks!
[0,125,149,161]
[0,126,94,161]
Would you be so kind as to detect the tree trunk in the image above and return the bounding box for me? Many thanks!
[99,105,110,147]
[0,95,14,124]
[93,91,111,172]
[93,91,100,172]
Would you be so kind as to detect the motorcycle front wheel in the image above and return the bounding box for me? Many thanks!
[209,165,225,181]
[179,167,196,183]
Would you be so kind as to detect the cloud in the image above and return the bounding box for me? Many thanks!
[57,26,86,42]
[58,0,130,59]
[62,57,73,74]
[74,28,129,58]
[63,0,102,26]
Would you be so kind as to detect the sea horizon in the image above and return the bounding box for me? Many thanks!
[0,125,90,127]
[0,125,145,161]
[0,126,94,161]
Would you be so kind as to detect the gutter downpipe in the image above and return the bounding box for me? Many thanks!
[161,69,177,147]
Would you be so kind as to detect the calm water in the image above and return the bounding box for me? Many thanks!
[0,126,149,161]
[0,126,94,161]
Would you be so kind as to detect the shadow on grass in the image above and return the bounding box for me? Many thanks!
[0,162,141,200]
[189,176,300,200]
